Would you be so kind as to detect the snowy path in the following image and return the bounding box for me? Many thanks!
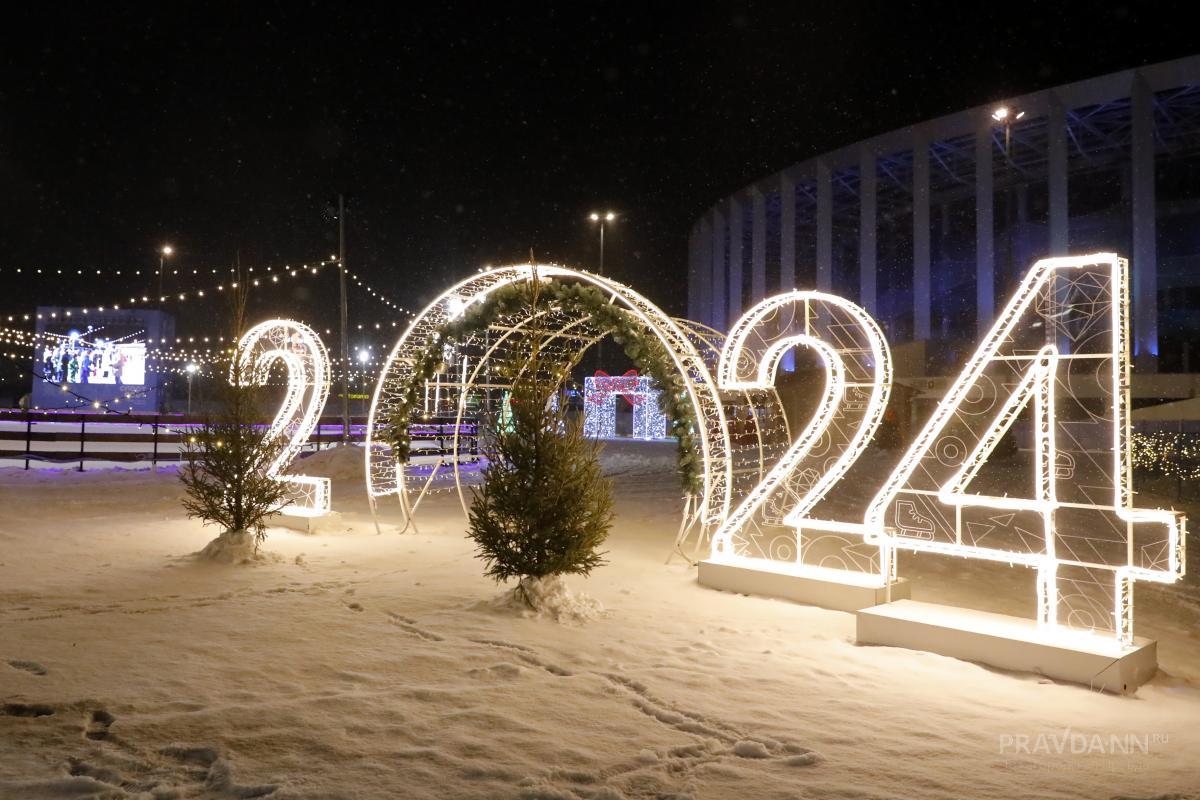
[1,442,1199,799]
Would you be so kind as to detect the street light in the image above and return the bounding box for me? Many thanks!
[588,211,618,370]
[158,245,174,309]
[185,362,197,414]
[588,211,617,276]
[992,106,1025,295]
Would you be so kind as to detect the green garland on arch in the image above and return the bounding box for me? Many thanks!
[385,279,704,494]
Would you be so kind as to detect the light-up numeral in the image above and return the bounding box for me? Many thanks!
[712,291,892,579]
[233,320,332,517]
[865,254,1185,643]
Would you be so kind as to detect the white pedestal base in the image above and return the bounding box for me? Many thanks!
[856,599,1157,694]
[272,510,343,535]
[698,558,910,612]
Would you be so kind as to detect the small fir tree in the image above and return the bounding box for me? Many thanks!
[467,275,614,604]
[179,269,290,553]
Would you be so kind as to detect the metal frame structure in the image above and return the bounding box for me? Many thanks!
[233,319,332,517]
[865,254,1186,645]
[708,291,895,583]
[365,264,737,531]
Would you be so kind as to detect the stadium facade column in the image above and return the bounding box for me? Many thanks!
[751,187,767,303]
[816,159,832,291]
[728,194,744,325]
[913,127,932,340]
[975,115,996,337]
[1131,70,1159,371]
[710,207,727,332]
[687,226,700,323]
[780,171,797,291]
[1048,91,1069,256]
[859,144,878,315]
[695,218,713,327]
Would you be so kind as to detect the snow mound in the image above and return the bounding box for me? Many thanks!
[292,444,364,481]
[732,740,771,759]
[596,439,676,476]
[486,574,604,624]
[194,529,261,564]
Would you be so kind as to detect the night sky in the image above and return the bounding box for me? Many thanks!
[1,3,1196,346]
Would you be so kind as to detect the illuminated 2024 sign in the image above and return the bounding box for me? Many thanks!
[362,254,1186,646]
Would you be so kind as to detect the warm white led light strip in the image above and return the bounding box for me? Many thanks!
[709,291,893,582]
[583,375,668,440]
[365,264,734,525]
[233,319,332,517]
[864,254,1185,644]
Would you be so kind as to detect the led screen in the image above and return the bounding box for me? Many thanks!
[39,325,146,386]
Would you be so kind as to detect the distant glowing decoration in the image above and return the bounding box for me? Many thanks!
[865,253,1185,645]
[365,264,734,526]
[233,319,332,517]
[709,291,893,581]
[583,371,668,439]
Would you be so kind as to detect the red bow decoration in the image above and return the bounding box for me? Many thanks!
[588,369,644,406]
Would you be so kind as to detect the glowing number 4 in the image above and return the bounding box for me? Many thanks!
[232,320,332,518]
[864,254,1185,644]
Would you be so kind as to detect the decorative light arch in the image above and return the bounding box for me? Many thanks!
[365,264,734,529]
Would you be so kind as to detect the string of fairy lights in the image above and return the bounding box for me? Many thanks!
[1,258,417,321]
[1130,430,1200,481]
[2,260,334,319]
[0,253,427,412]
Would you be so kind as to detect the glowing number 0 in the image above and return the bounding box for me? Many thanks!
[712,291,892,579]
[233,320,332,517]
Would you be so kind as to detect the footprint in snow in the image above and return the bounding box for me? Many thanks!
[85,709,116,740]
[467,663,525,680]
[7,660,48,676]
[1,703,54,717]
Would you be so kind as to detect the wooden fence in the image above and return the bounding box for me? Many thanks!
[0,410,369,470]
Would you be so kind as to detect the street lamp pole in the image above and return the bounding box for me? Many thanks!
[185,363,197,414]
[357,349,370,416]
[337,193,350,445]
[991,106,1024,295]
[588,211,617,370]
[158,245,173,312]
[588,211,616,277]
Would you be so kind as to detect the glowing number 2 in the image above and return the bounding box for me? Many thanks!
[233,320,332,517]
[712,291,892,577]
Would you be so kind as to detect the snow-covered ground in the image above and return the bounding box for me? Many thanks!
[1,441,1198,799]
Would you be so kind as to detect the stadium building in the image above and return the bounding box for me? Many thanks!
[687,54,1200,396]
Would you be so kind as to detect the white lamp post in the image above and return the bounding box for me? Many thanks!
[357,349,370,416]
[185,362,198,414]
